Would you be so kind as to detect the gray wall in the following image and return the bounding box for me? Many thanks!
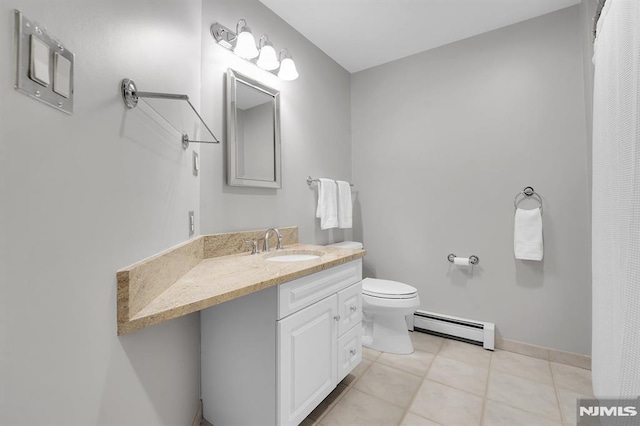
[580,0,598,192]
[1,1,202,424]
[351,6,591,355]
[199,0,353,245]
[0,1,595,424]
[579,0,598,356]
[0,0,354,423]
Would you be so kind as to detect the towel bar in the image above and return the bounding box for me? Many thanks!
[514,186,542,211]
[306,176,354,187]
[121,78,220,149]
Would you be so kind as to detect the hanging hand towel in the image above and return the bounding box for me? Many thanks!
[336,180,352,229]
[514,208,543,261]
[316,178,338,230]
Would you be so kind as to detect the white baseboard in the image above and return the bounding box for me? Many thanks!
[495,337,591,370]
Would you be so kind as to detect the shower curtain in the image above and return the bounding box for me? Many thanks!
[592,0,640,400]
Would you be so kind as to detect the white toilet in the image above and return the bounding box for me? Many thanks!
[329,241,420,355]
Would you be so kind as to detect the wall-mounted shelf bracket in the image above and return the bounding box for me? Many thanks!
[121,78,220,149]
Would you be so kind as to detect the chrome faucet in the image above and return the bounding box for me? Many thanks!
[263,228,283,252]
[244,239,259,254]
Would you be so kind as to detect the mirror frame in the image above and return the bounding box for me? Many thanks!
[226,69,281,188]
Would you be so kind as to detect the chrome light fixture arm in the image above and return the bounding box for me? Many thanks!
[211,22,237,49]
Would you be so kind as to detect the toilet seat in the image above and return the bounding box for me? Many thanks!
[363,278,418,300]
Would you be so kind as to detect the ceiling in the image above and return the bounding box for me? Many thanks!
[258,0,581,73]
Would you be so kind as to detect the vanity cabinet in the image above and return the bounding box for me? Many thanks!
[201,259,363,426]
[278,279,362,425]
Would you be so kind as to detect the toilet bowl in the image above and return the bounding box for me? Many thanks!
[362,278,420,354]
[328,241,420,355]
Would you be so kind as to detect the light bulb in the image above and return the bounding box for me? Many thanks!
[278,57,299,81]
[257,43,279,71]
[233,23,258,59]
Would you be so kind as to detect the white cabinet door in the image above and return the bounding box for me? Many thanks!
[278,295,338,426]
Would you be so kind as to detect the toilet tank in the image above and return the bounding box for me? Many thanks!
[328,241,363,250]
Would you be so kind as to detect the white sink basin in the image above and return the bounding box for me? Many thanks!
[265,251,322,262]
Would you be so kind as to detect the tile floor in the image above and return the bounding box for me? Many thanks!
[200,332,593,426]
[300,332,594,426]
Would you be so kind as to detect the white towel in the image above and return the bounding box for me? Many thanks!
[316,178,338,230]
[336,180,352,229]
[514,208,543,261]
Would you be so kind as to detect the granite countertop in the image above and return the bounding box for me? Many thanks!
[117,230,365,335]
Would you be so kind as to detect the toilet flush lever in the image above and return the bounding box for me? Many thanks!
[350,306,357,313]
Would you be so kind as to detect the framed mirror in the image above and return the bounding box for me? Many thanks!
[226,69,281,188]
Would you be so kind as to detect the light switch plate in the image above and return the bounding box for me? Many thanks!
[15,10,74,114]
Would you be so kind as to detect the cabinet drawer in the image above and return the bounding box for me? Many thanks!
[337,282,362,336]
[278,259,362,319]
[337,324,362,383]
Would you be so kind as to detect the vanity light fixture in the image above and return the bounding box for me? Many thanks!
[210,20,299,81]
[277,49,299,81]
[256,35,279,71]
[233,19,259,59]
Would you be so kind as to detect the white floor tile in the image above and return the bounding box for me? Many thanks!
[377,349,435,377]
[426,355,489,396]
[320,388,405,426]
[300,336,593,426]
[353,363,422,408]
[487,370,562,422]
[400,412,443,426]
[551,362,594,395]
[491,349,553,385]
[410,332,445,354]
[438,339,492,368]
[482,399,562,426]
[409,379,484,426]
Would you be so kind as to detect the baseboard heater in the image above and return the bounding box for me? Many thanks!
[413,310,495,350]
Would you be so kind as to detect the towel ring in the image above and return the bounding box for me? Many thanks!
[514,186,543,211]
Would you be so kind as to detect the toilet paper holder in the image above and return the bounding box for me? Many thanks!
[447,253,479,265]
